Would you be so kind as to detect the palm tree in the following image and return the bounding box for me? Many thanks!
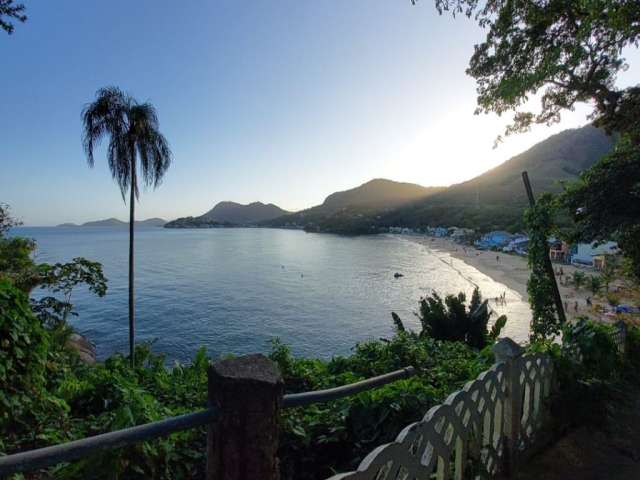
[82,87,172,365]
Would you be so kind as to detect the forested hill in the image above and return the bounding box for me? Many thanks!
[165,201,290,228]
[382,125,613,232]
[266,179,444,231]
[267,125,613,234]
[321,179,444,213]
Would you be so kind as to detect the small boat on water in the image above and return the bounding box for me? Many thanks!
[394,272,404,278]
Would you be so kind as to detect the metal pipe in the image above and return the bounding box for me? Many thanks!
[0,408,217,476]
[283,366,416,408]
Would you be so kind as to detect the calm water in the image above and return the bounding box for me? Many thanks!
[15,227,530,361]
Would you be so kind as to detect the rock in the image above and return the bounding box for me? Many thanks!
[66,332,97,365]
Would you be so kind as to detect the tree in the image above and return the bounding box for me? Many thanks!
[524,194,562,341]
[561,135,640,279]
[82,87,172,365]
[0,203,21,234]
[599,257,618,293]
[0,0,26,35]
[587,275,602,296]
[0,204,38,291]
[428,0,640,141]
[572,271,586,290]
[424,0,640,280]
[32,258,108,327]
[392,287,506,348]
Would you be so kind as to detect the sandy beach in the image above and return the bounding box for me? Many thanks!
[408,235,605,325]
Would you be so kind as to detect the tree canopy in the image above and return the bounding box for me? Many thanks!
[421,0,640,279]
[0,0,26,35]
[428,0,640,142]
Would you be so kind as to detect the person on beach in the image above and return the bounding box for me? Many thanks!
[574,301,579,312]
[496,255,500,263]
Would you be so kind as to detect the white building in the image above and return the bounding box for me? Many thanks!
[571,241,619,267]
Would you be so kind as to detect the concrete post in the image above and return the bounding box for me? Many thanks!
[493,337,525,477]
[206,354,284,480]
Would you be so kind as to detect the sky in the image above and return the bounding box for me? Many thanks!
[2,1,639,226]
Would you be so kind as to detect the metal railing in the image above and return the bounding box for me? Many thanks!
[0,365,415,477]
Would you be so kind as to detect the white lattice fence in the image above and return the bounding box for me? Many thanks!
[328,338,554,480]
[611,320,627,355]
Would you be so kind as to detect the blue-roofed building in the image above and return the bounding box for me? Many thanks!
[474,231,514,250]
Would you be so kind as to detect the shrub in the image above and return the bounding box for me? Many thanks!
[392,287,506,349]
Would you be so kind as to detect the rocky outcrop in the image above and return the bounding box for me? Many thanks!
[66,332,97,365]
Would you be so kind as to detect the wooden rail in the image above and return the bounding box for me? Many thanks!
[0,364,415,477]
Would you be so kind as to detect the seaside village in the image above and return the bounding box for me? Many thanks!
[389,225,639,324]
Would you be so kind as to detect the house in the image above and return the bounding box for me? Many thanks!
[433,227,449,238]
[549,240,571,263]
[503,236,529,255]
[475,231,514,250]
[570,241,619,267]
[449,227,475,243]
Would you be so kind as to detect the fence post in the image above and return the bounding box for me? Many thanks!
[206,353,284,480]
[493,337,525,478]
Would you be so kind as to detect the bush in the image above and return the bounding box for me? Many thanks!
[0,280,51,451]
[273,334,491,479]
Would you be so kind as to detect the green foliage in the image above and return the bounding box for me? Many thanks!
[587,275,602,295]
[561,133,640,281]
[530,318,631,432]
[0,203,22,235]
[425,0,640,286]
[429,0,640,141]
[606,292,621,307]
[572,271,586,289]
[0,0,26,35]
[0,235,37,291]
[393,287,505,349]
[0,280,53,452]
[524,194,561,341]
[272,335,491,479]
[32,258,108,327]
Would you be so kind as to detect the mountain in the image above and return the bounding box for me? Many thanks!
[165,202,290,228]
[384,125,613,231]
[136,218,167,227]
[380,125,614,232]
[267,125,613,234]
[321,179,443,213]
[57,218,167,228]
[80,218,126,227]
[266,179,444,233]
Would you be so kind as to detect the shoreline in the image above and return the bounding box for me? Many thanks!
[405,235,602,325]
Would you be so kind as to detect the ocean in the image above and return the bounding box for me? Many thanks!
[14,227,531,362]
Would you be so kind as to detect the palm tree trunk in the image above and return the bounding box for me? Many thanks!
[129,162,136,367]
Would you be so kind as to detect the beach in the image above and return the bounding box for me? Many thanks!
[408,235,604,325]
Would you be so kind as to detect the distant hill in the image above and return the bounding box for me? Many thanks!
[382,125,614,231]
[57,217,167,228]
[266,125,613,234]
[165,202,290,228]
[321,179,442,213]
[267,179,444,233]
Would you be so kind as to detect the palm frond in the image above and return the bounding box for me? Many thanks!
[82,87,171,201]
